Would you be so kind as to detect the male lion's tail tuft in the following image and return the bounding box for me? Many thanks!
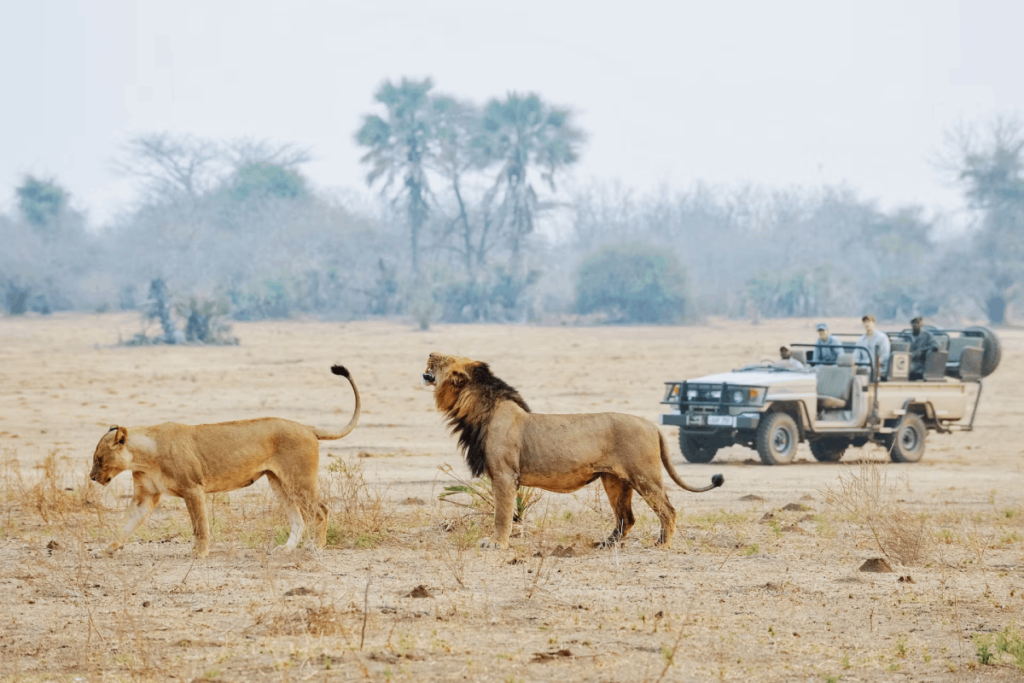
[312,365,361,441]
[658,430,725,493]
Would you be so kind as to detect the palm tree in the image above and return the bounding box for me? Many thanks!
[355,78,435,276]
[476,93,585,260]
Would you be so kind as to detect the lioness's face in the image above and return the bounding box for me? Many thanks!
[90,426,131,486]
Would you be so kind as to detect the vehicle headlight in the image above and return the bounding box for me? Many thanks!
[732,390,744,404]
[687,390,697,400]
[710,390,721,399]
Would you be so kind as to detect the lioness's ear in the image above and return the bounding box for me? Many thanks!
[114,426,127,446]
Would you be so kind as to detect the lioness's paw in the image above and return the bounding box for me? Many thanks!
[478,537,508,550]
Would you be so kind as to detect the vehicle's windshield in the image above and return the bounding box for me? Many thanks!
[733,361,811,373]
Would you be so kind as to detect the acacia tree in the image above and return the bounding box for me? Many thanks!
[949,118,1024,323]
[355,78,435,276]
[476,93,585,260]
[16,176,69,234]
[116,132,223,203]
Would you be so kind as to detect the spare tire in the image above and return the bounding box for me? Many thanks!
[964,326,1002,377]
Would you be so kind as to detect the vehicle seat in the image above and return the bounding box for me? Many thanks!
[817,353,855,410]
[790,349,808,366]
[890,339,910,353]
[923,349,949,380]
[956,346,982,381]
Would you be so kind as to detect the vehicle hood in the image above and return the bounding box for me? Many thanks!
[682,370,814,386]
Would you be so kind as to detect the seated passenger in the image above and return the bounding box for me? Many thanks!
[908,316,938,380]
[813,322,841,365]
[855,314,891,378]
[776,346,807,371]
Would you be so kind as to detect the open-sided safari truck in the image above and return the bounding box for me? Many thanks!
[659,327,1001,466]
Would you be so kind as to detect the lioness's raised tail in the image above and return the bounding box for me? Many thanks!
[658,431,724,492]
[311,365,361,440]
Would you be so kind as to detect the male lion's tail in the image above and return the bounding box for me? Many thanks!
[311,365,361,441]
[658,430,724,493]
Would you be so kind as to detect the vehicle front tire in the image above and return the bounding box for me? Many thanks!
[809,438,848,462]
[756,412,799,465]
[889,413,927,463]
[679,433,718,463]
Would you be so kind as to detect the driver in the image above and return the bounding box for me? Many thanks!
[855,314,891,377]
[776,346,807,371]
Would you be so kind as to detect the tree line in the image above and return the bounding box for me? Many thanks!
[1,79,1022,333]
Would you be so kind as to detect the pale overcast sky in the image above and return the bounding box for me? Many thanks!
[1,0,1022,226]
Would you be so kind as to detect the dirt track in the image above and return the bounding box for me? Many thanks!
[1,313,1022,681]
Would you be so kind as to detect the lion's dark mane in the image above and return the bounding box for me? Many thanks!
[445,363,530,478]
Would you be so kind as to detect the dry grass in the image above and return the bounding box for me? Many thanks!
[2,315,1023,681]
[822,464,931,566]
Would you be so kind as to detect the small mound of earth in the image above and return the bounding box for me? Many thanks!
[405,585,433,598]
[782,502,811,512]
[534,545,576,558]
[798,514,816,523]
[739,494,765,502]
[859,558,894,573]
[898,575,915,583]
[402,497,426,505]
[800,494,814,501]
[284,587,316,597]
[759,512,775,522]
[781,525,804,533]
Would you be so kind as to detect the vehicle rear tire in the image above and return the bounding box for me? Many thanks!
[809,438,848,462]
[889,413,927,463]
[679,433,718,463]
[964,326,1001,377]
[756,412,799,465]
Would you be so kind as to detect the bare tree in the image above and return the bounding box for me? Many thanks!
[115,133,224,201]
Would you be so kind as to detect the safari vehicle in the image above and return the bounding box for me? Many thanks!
[659,327,1001,466]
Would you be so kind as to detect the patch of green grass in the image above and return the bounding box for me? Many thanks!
[743,543,759,556]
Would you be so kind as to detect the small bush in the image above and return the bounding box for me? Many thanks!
[575,244,688,323]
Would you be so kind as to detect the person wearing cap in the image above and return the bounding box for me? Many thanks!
[909,316,938,380]
[855,314,891,378]
[813,323,841,365]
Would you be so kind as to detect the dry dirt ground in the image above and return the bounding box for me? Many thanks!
[1,313,1023,682]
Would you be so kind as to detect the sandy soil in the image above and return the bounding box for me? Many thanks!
[1,313,1022,681]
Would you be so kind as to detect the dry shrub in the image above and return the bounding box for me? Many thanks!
[249,591,353,637]
[11,451,115,531]
[321,458,394,548]
[823,465,930,566]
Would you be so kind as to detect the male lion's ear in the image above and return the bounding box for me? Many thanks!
[449,369,469,387]
[114,426,127,446]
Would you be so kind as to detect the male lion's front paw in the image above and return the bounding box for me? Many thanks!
[478,537,507,550]
[101,544,122,558]
[190,547,210,559]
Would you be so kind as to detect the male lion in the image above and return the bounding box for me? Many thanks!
[90,365,360,557]
[423,353,723,549]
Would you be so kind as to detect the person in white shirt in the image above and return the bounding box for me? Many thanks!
[855,314,891,378]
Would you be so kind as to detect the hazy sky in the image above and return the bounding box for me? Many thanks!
[2,0,1022,226]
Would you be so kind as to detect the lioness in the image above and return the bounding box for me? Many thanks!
[90,365,360,557]
[423,353,723,549]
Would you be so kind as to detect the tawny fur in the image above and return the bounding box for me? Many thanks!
[89,365,360,558]
[423,353,723,549]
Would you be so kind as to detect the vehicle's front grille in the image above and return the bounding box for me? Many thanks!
[689,406,719,415]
